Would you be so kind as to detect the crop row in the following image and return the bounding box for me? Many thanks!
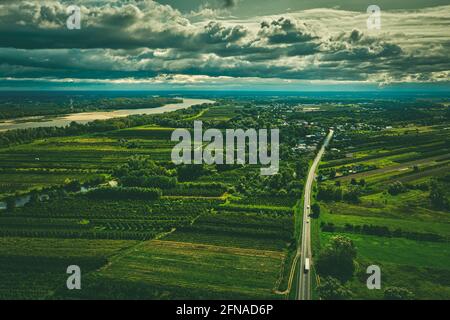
[218,204,293,216]
[0,229,159,240]
[8,197,219,218]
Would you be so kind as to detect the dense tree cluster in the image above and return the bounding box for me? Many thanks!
[177,164,213,182]
[317,185,343,201]
[317,185,361,203]
[317,276,353,300]
[113,156,177,189]
[316,235,357,283]
[121,175,177,189]
[429,179,449,210]
[236,165,303,198]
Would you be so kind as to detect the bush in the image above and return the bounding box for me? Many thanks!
[429,180,449,210]
[163,182,227,197]
[311,203,321,218]
[177,164,210,182]
[121,175,177,189]
[5,197,16,212]
[317,276,353,300]
[388,181,407,196]
[317,186,342,202]
[320,222,335,232]
[343,188,361,203]
[384,287,414,300]
[64,179,82,192]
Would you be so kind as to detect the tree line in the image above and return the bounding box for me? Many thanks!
[86,187,162,200]
[0,103,212,148]
[320,222,446,242]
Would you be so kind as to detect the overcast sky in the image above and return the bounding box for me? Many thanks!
[0,0,449,90]
[158,0,450,15]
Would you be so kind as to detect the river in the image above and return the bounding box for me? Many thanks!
[0,98,214,132]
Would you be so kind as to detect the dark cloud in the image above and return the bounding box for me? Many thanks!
[222,0,238,8]
[0,1,448,85]
[259,17,317,44]
[200,21,247,43]
[322,30,403,62]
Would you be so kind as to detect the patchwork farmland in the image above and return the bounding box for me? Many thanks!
[314,123,450,299]
[1,96,449,300]
[0,103,299,299]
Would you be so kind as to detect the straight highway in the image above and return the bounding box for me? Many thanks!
[296,129,334,300]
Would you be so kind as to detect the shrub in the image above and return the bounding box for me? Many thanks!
[388,181,407,196]
[384,287,414,300]
[121,175,177,189]
[311,203,321,218]
[317,276,353,300]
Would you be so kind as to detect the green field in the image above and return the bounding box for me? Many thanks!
[320,232,450,299]
[0,103,301,300]
[0,237,138,299]
[314,122,450,299]
[57,240,285,299]
[1,97,449,300]
[164,211,294,251]
[321,232,450,270]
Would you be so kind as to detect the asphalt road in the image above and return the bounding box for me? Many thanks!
[296,129,334,300]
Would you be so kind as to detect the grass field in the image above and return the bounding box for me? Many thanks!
[320,232,450,299]
[197,105,242,122]
[65,239,286,299]
[321,232,450,270]
[321,187,450,227]
[0,237,138,257]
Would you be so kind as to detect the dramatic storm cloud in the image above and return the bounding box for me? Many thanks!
[0,0,449,89]
[222,0,238,8]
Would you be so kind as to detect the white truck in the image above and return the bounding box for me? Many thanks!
[304,258,310,273]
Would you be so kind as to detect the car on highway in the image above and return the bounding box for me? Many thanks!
[304,258,310,273]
